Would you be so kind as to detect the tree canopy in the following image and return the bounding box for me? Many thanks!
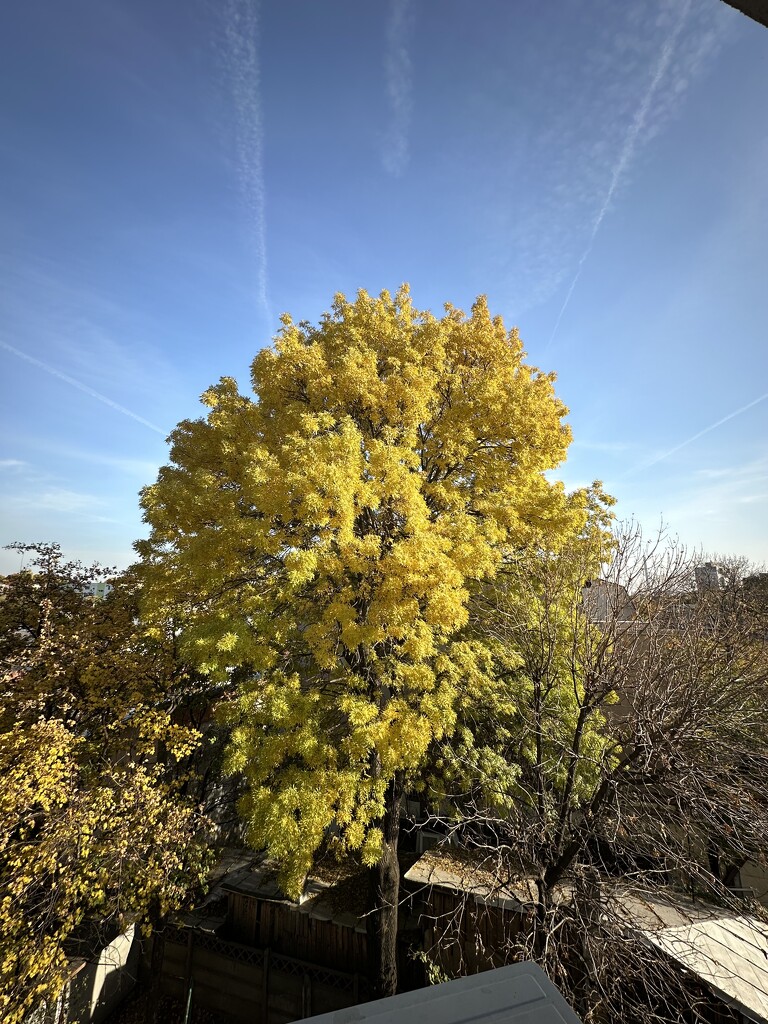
[136,286,601,993]
[0,544,210,1024]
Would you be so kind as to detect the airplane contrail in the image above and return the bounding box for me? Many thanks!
[547,0,692,348]
[0,339,166,435]
[382,0,414,177]
[627,391,768,476]
[224,0,271,323]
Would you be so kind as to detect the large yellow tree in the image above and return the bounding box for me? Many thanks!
[136,286,593,994]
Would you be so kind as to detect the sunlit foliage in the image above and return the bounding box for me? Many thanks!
[136,286,595,898]
[0,544,210,1024]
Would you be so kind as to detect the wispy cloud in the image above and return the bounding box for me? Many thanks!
[0,339,166,435]
[660,453,768,529]
[222,0,270,322]
[382,0,414,177]
[36,488,107,515]
[4,484,107,517]
[0,254,182,401]
[600,451,768,561]
[494,1,729,318]
[572,439,638,454]
[626,391,768,476]
[0,459,26,469]
[41,444,161,481]
[547,0,691,346]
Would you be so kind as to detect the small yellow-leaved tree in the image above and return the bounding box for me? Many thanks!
[0,545,210,1023]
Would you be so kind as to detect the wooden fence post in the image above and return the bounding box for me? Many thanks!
[262,947,270,1024]
[301,973,312,1018]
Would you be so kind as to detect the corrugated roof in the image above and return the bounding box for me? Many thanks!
[646,914,768,1022]
[218,854,369,933]
[404,849,538,912]
[616,890,768,1023]
[303,961,584,1023]
[221,862,285,901]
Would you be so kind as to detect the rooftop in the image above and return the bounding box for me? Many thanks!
[615,889,768,1024]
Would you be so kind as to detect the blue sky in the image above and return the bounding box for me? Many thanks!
[1,0,767,575]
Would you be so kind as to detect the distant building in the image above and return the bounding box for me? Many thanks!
[581,580,635,623]
[83,580,112,600]
[694,562,726,593]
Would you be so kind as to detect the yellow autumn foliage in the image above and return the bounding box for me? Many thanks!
[137,286,594,896]
[0,546,211,1024]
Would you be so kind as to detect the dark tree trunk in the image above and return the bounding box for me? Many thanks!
[367,776,404,999]
[141,899,166,1024]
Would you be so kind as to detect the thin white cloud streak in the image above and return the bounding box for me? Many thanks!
[572,439,637,454]
[36,488,106,515]
[223,0,271,322]
[46,445,161,479]
[18,439,161,479]
[6,487,112,519]
[382,0,414,177]
[633,453,768,561]
[547,0,692,347]
[627,392,768,476]
[0,339,166,435]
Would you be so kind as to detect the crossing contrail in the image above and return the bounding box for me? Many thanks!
[223,0,271,323]
[382,0,414,177]
[548,0,692,348]
[627,391,768,476]
[0,338,166,435]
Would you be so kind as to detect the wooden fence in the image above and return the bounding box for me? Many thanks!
[160,924,367,1023]
[420,888,524,978]
[225,893,369,975]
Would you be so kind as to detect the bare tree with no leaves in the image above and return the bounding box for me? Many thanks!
[426,523,768,1022]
